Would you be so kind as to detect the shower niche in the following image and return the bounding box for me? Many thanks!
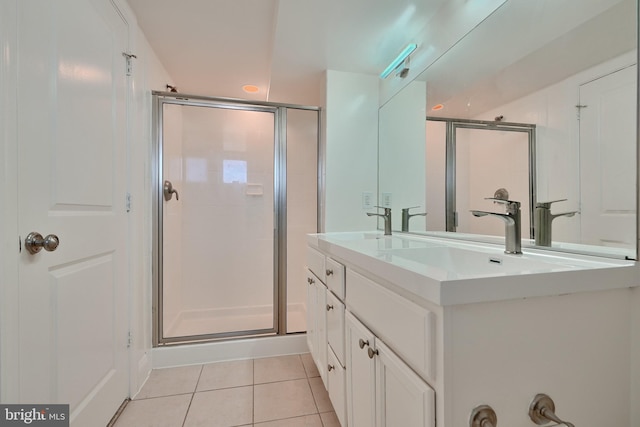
[153,93,320,345]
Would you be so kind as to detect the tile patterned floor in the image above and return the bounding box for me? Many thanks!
[113,354,340,427]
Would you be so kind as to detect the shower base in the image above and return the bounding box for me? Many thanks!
[164,303,307,338]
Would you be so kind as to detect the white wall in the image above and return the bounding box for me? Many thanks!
[324,70,379,232]
[632,287,640,426]
[425,121,447,231]
[379,80,427,231]
[124,9,176,395]
[286,109,319,332]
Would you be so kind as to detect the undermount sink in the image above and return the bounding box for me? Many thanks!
[309,231,637,305]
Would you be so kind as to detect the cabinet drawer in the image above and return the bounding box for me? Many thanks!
[325,257,345,300]
[326,291,345,367]
[347,269,435,381]
[306,246,326,283]
[327,346,347,427]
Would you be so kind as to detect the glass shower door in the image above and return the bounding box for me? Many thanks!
[160,102,278,340]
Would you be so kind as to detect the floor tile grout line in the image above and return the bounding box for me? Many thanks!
[252,359,255,425]
[182,365,203,427]
[307,376,322,415]
[131,392,194,401]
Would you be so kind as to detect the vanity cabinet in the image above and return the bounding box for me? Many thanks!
[307,233,637,426]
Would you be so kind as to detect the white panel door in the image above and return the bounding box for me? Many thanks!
[17,1,129,426]
[579,65,637,250]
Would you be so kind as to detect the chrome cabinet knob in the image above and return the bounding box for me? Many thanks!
[358,338,369,349]
[25,232,60,255]
[326,304,334,311]
[327,364,335,372]
[367,347,378,359]
[326,269,333,276]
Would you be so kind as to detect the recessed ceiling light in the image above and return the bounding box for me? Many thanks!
[242,85,259,93]
[432,104,444,111]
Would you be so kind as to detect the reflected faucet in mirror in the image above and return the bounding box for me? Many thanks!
[471,198,522,254]
[534,200,578,247]
[367,207,392,236]
[401,206,427,232]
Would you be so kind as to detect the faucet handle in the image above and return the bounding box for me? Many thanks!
[536,199,567,209]
[485,197,521,207]
[373,206,392,214]
[402,206,421,212]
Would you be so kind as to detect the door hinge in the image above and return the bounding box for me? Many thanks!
[127,331,133,348]
[122,52,137,76]
[126,192,132,212]
[576,104,588,120]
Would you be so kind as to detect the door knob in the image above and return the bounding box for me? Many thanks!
[163,180,179,201]
[25,232,59,255]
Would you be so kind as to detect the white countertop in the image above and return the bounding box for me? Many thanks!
[308,232,639,306]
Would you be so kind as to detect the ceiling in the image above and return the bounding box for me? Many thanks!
[126,0,446,106]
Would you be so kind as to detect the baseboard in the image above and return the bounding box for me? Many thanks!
[151,333,308,368]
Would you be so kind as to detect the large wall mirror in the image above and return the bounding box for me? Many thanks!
[379,0,638,259]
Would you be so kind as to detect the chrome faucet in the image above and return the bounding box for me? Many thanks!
[534,199,577,246]
[367,206,392,236]
[471,198,522,254]
[401,206,427,232]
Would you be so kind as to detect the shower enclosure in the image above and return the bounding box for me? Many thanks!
[152,92,320,345]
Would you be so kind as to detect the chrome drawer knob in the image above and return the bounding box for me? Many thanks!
[327,364,335,372]
[326,269,334,276]
[367,348,378,359]
[326,304,334,311]
[358,338,369,349]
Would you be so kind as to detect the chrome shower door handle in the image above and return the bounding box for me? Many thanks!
[163,180,179,201]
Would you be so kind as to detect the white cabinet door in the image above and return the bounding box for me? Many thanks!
[16,1,129,425]
[327,347,347,427]
[316,282,328,386]
[326,291,345,366]
[306,270,318,356]
[346,311,376,427]
[376,340,435,427]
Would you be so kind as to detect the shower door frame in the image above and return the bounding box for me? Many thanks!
[152,92,321,346]
[427,116,537,238]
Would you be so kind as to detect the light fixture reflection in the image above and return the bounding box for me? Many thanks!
[380,43,417,79]
[242,85,259,93]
